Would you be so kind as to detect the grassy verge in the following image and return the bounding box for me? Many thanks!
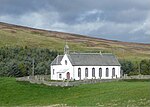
[0,77,150,106]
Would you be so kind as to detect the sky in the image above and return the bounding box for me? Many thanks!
[0,0,150,43]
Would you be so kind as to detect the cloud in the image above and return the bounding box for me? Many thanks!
[50,19,104,34]
[0,10,60,29]
[76,9,103,22]
[0,0,150,43]
[131,14,150,35]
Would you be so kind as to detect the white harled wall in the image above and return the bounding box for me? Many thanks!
[73,66,121,80]
[51,54,121,80]
[51,54,74,80]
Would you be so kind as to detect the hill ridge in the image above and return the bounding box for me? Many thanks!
[0,21,149,45]
[0,22,150,60]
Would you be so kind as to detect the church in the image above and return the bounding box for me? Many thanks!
[51,44,121,80]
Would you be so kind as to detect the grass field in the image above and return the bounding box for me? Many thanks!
[0,77,150,106]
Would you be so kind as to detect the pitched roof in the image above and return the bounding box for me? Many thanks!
[51,55,63,65]
[51,53,120,66]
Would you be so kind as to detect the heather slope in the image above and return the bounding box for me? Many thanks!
[0,22,150,60]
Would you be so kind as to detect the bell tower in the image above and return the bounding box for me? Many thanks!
[64,42,69,54]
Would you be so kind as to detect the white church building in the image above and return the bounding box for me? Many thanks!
[51,44,121,80]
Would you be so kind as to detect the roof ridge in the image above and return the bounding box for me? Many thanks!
[70,53,113,55]
[51,53,120,66]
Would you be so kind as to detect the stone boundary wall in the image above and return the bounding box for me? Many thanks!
[123,74,150,79]
[16,75,150,87]
[16,75,120,87]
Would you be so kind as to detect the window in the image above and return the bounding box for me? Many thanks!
[92,68,95,77]
[112,68,115,77]
[106,68,109,77]
[65,60,67,65]
[85,68,88,77]
[59,74,62,79]
[78,68,81,77]
[53,69,55,75]
[99,68,102,77]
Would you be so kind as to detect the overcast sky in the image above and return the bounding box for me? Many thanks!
[0,0,150,43]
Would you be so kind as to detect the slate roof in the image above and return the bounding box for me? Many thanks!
[51,53,120,66]
[51,55,63,65]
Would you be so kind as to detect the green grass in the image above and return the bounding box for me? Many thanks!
[0,77,150,106]
[0,30,87,51]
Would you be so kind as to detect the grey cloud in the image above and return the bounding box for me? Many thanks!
[0,0,150,43]
[0,0,54,15]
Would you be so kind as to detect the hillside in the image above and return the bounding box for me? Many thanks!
[0,22,150,60]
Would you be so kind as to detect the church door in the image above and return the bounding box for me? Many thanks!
[66,72,70,80]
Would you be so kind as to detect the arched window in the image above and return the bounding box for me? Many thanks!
[65,60,67,65]
[53,69,55,75]
[85,68,88,77]
[112,68,115,77]
[92,68,95,77]
[106,68,109,77]
[59,74,62,79]
[78,68,81,77]
[99,68,102,77]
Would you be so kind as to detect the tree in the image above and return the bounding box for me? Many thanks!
[140,59,150,75]
[0,46,59,77]
[119,60,134,75]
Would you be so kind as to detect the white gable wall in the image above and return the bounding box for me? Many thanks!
[51,54,74,80]
[60,54,72,66]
